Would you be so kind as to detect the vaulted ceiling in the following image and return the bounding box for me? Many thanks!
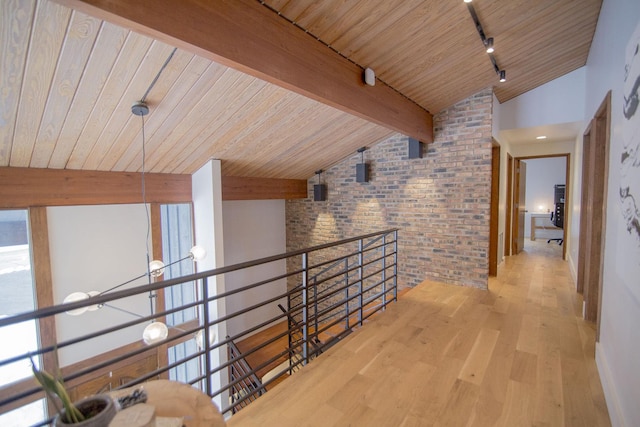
[1,0,602,179]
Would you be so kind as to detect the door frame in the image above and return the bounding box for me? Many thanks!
[505,154,513,256]
[578,91,611,340]
[489,142,500,276]
[512,158,527,254]
[511,154,571,260]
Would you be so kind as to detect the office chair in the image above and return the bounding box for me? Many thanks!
[547,210,563,245]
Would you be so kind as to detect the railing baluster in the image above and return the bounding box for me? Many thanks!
[313,276,318,348]
[358,239,363,327]
[301,252,309,365]
[287,291,293,374]
[393,230,398,302]
[202,277,212,397]
[382,233,387,310]
[344,257,349,330]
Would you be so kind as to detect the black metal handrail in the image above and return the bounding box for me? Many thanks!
[0,228,398,425]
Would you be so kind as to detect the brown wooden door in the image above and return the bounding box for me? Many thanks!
[513,159,527,254]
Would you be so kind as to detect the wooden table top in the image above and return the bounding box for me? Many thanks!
[111,380,226,427]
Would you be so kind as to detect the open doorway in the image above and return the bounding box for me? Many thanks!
[511,154,570,260]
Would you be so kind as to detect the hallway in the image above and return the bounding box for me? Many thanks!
[227,242,610,426]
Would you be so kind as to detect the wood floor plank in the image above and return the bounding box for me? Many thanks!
[458,328,500,385]
[509,350,538,385]
[534,344,565,427]
[516,313,540,354]
[562,356,598,427]
[497,380,536,427]
[434,379,480,427]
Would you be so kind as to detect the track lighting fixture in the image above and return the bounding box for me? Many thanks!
[465,1,506,83]
[485,37,494,53]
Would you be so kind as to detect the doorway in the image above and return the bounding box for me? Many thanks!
[510,154,571,260]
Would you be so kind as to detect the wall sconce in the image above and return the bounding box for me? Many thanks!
[408,137,424,159]
[356,147,370,183]
[313,170,327,201]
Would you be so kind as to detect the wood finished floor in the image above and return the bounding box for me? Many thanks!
[227,241,611,427]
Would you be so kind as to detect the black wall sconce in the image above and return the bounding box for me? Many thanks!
[408,137,423,159]
[313,169,327,201]
[356,147,370,183]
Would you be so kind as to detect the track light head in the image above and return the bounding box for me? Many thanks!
[499,70,506,82]
[485,37,494,53]
[464,0,472,3]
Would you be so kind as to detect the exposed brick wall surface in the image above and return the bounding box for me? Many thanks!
[286,89,493,289]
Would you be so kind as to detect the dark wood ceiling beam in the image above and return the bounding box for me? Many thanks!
[53,0,433,143]
[0,167,192,207]
[221,176,307,200]
[0,168,307,207]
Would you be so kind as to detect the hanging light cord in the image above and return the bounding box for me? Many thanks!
[134,47,177,318]
[139,112,155,317]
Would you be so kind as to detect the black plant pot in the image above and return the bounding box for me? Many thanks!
[55,394,116,427]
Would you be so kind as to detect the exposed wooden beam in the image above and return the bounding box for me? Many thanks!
[222,176,307,200]
[53,0,433,143]
[0,167,192,207]
[0,168,307,207]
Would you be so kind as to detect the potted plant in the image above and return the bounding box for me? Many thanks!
[31,355,116,426]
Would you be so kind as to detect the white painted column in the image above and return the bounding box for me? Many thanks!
[192,159,228,410]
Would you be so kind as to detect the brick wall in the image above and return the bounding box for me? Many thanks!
[286,89,493,290]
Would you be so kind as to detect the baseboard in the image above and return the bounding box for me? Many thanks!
[596,343,625,427]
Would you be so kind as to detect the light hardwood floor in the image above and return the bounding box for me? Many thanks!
[227,241,611,426]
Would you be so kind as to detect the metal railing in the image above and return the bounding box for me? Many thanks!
[0,229,398,425]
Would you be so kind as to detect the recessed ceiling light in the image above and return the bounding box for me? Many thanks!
[536,135,547,140]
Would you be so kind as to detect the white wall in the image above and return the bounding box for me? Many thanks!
[47,204,152,366]
[583,1,640,426]
[499,67,586,130]
[522,157,566,237]
[192,159,228,408]
[222,200,287,337]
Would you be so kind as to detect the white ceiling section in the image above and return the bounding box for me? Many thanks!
[1,0,602,179]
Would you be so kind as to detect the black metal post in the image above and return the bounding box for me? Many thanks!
[382,233,387,310]
[358,239,363,326]
[301,252,309,365]
[393,230,398,302]
[344,258,350,330]
[313,277,318,344]
[202,277,212,397]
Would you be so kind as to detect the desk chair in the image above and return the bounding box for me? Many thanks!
[547,210,563,245]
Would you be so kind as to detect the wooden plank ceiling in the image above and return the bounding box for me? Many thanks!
[0,0,601,179]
